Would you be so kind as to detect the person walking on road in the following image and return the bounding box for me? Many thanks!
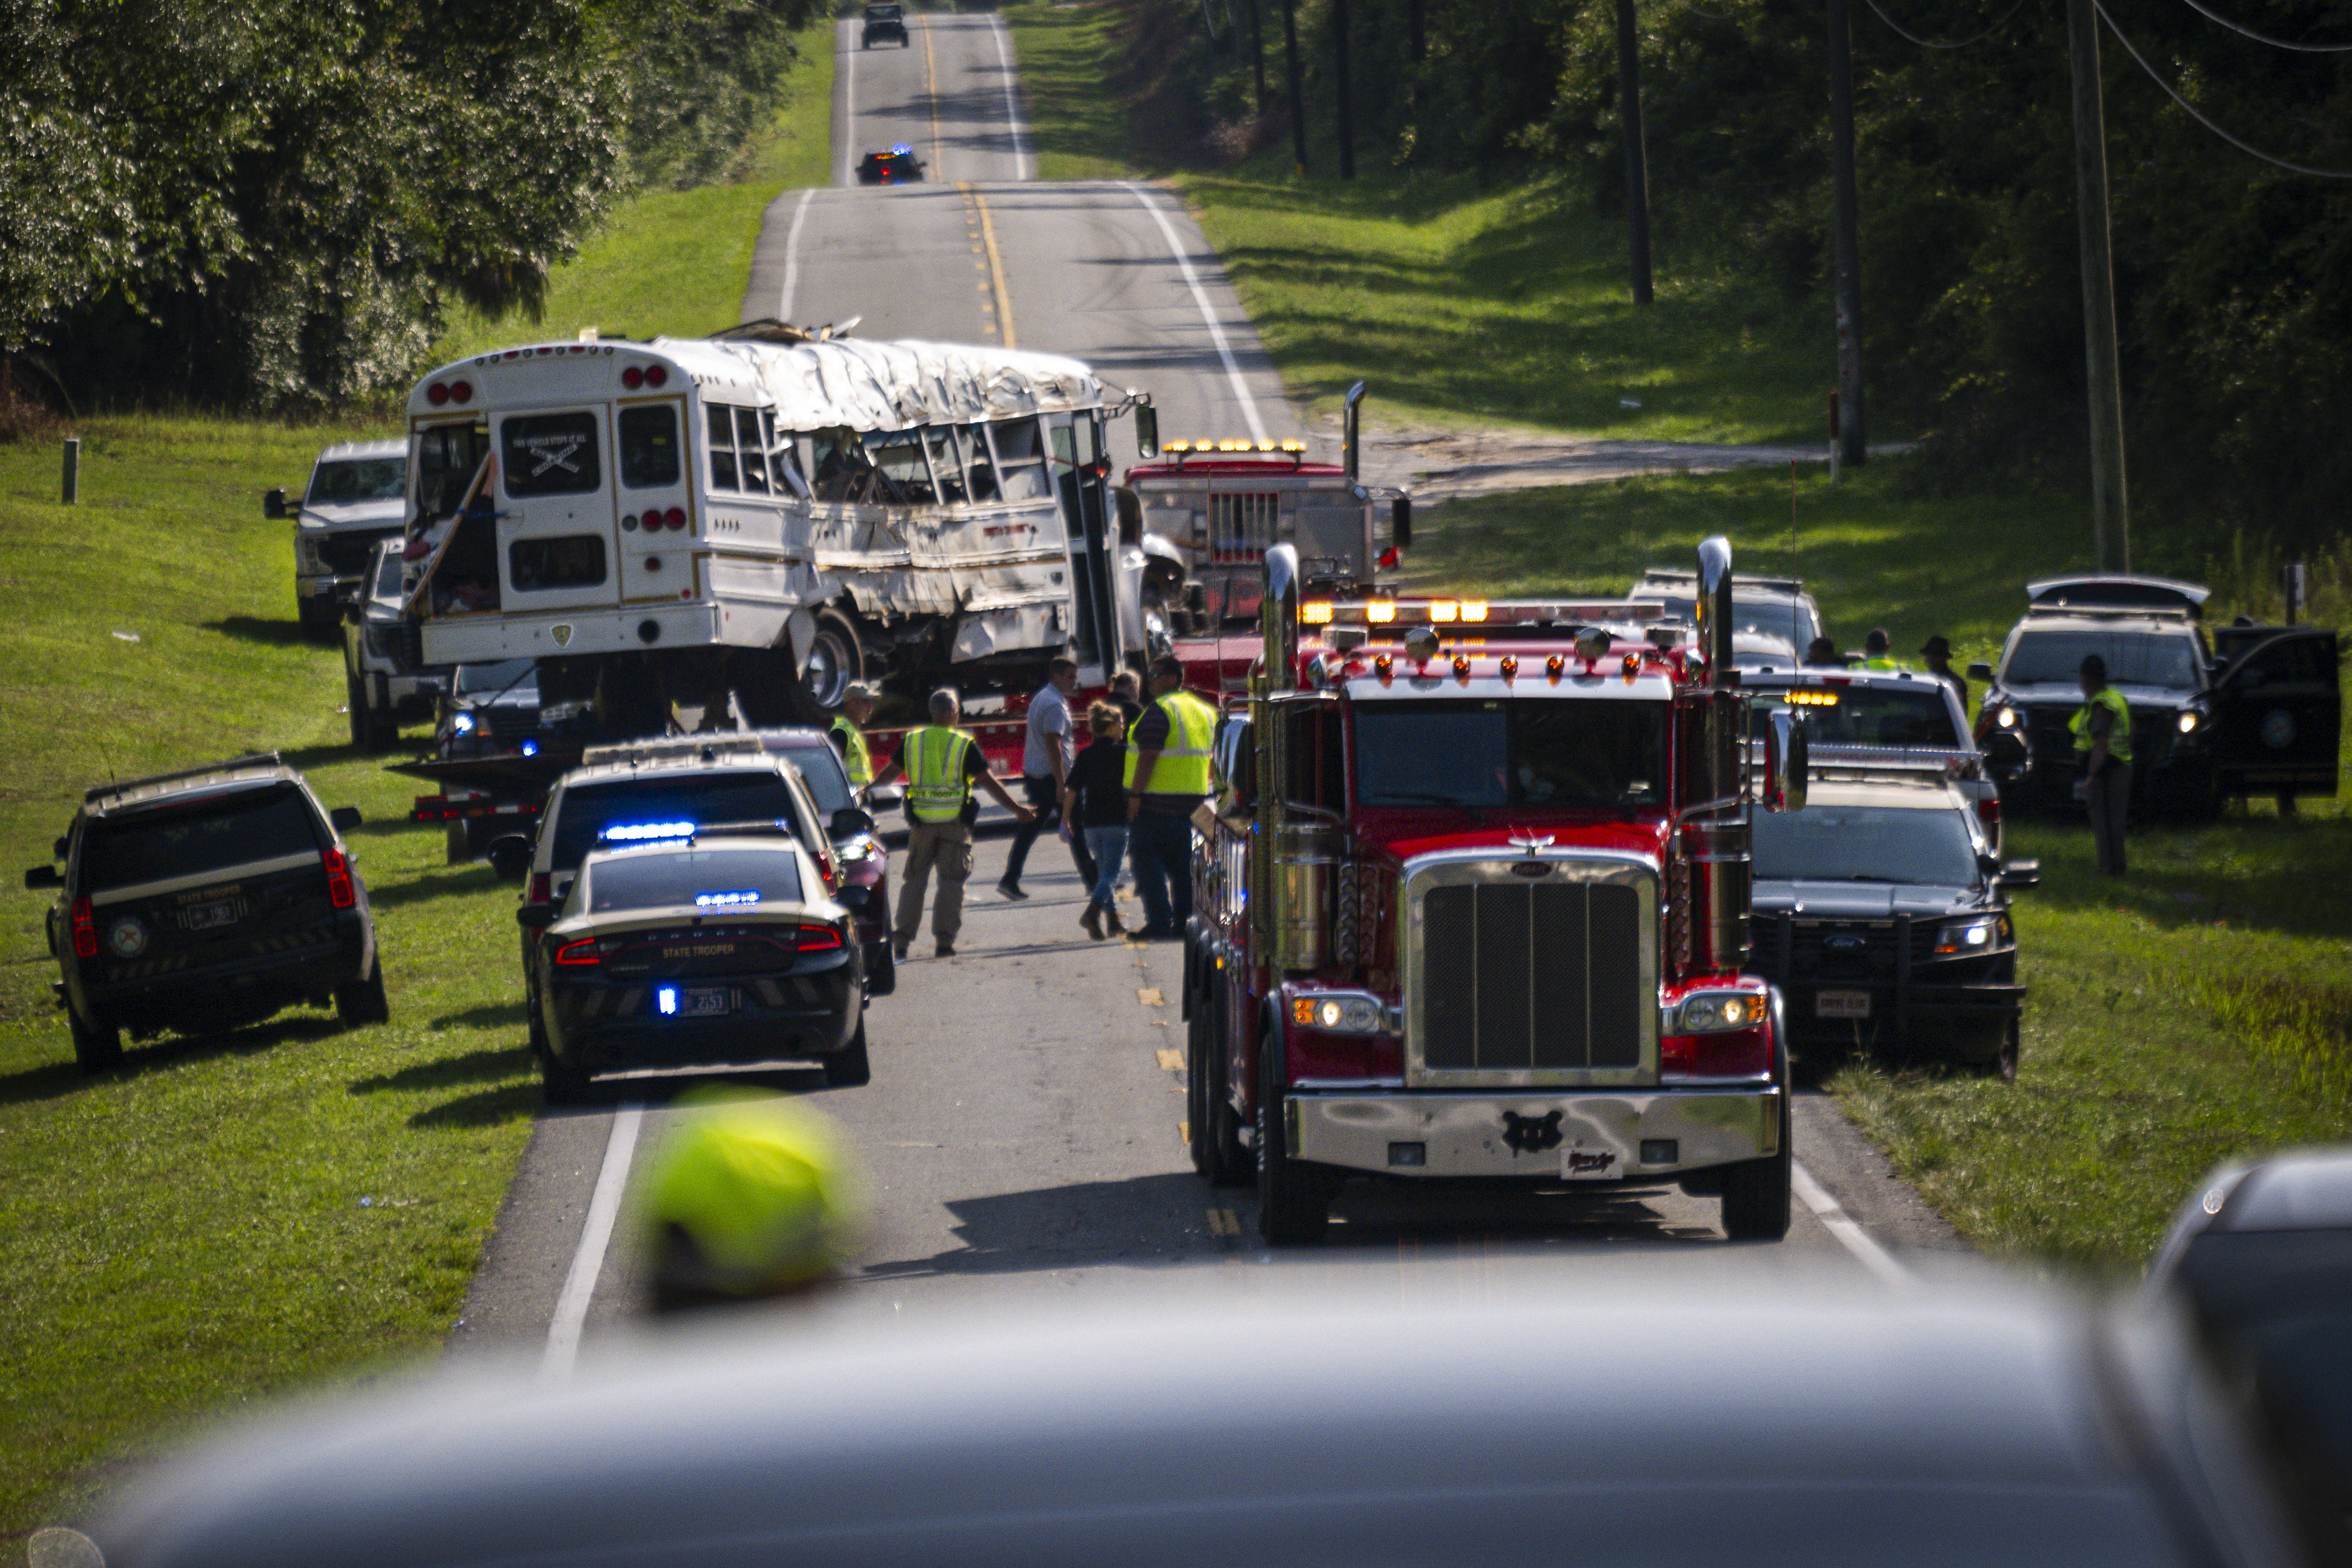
[998,657,1097,901]
[1859,628,1901,671]
[1108,670,1143,727]
[1124,655,1216,940]
[869,688,1033,958]
[1921,636,1968,714]
[1064,701,1131,940]
[2073,653,2133,875]
[827,682,877,794]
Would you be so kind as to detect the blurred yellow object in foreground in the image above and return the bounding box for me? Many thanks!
[643,1089,862,1308]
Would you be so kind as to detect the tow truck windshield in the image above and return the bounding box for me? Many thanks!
[2005,630,2201,689]
[1353,700,1667,809]
[1753,805,1978,886]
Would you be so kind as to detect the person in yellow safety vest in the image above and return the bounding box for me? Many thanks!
[1123,653,1217,940]
[829,682,876,791]
[2071,652,2133,875]
[867,687,1033,959]
[642,1087,862,1314]
[1858,628,1904,671]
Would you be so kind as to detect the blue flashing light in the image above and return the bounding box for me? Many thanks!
[602,820,697,843]
[656,985,680,1017]
[890,142,913,157]
[520,739,539,757]
[450,711,477,736]
[694,890,760,908]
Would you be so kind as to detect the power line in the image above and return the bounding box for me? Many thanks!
[2096,0,2352,177]
[1859,0,2029,48]
[2171,0,2352,53]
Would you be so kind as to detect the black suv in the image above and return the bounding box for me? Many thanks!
[1748,772,2038,1079]
[861,2,908,46]
[1972,576,2341,814]
[23,754,387,1072]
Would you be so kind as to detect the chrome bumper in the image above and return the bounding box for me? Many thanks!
[1290,1087,1780,1179]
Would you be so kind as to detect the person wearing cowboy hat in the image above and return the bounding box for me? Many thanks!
[1920,635,1967,714]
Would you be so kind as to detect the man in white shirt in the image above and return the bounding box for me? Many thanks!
[998,656,1098,899]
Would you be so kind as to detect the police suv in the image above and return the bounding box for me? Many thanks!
[267,440,407,641]
[22,754,385,1072]
[1972,576,2341,814]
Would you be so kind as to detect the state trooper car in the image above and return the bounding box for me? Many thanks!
[22,754,386,1072]
[1972,576,2341,814]
[267,439,407,641]
[1748,771,2038,1079]
[519,829,867,1100]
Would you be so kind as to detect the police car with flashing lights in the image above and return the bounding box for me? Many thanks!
[858,144,924,184]
[739,727,896,996]
[267,439,408,642]
[518,828,867,1100]
[1971,576,2341,815]
[22,754,386,1073]
[1738,662,2003,851]
[1748,771,2038,1080]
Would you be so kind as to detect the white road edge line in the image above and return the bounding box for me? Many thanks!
[838,21,857,190]
[1791,1159,1915,1289]
[778,187,817,321]
[987,15,1033,181]
[1120,182,1271,446]
[539,1105,644,1382]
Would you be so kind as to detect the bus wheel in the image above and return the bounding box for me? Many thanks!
[799,608,863,716]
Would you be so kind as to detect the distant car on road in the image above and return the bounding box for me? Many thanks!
[79,1289,2309,1568]
[267,439,407,642]
[1748,771,2037,1079]
[1634,566,1828,657]
[1971,575,2341,815]
[857,143,924,184]
[22,753,385,1072]
[342,539,449,753]
[520,830,867,1099]
[2145,1146,2352,1563]
[861,1,908,46]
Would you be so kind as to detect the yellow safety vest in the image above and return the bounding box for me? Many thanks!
[830,716,872,787]
[906,724,976,822]
[2070,687,2133,764]
[1125,691,1216,796]
[1860,657,1904,672]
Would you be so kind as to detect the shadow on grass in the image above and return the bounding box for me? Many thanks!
[369,866,509,911]
[429,1002,529,1031]
[351,1044,532,1098]
[2019,811,2352,941]
[412,1079,540,1129]
[0,1013,342,1107]
[203,615,318,648]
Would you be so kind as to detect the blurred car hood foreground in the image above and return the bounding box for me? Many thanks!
[82,1284,2301,1568]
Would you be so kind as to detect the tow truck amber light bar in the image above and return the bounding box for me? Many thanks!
[1302,598,1667,629]
[1162,439,1308,454]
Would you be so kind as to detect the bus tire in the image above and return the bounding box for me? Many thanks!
[798,607,864,716]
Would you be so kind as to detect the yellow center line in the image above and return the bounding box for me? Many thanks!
[922,17,945,181]
[960,181,1018,347]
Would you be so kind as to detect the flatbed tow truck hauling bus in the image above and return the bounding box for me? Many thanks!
[1181,539,1810,1243]
[392,324,1162,834]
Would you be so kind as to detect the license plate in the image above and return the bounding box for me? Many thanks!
[1816,990,1871,1019]
[183,901,242,931]
[679,987,732,1018]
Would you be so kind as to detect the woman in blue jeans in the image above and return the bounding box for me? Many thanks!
[1062,702,1130,940]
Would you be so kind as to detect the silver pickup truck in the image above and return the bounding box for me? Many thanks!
[267,439,407,640]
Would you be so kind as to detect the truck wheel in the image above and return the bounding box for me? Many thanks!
[1971,1020,2020,1083]
[335,957,390,1027]
[69,1010,122,1075]
[798,607,864,717]
[824,1019,872,1087]
[347,669,391,752]
[1188,994,1248,1185]
[445,819,489,865]
[1140,582,1175,659]
[1719,1093,1793,1242]
[1256,1006,1333,1244]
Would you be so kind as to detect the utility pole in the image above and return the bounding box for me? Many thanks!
[1283,0,1308,174]
[1614,0,1654,305]
[1410,0,1425,59]
[1826,0,1867,467]
[1248,0,1266,113]
[1334,0,1356,179]
[2065,0,2130,570]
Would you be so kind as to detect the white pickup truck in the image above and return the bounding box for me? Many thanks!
[267,439,408,641]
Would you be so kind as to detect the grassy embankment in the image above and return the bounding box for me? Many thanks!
[1005,1,2352,1274]
[0,27,834,1550]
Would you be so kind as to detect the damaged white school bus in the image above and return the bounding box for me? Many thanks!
[402,326,1152,731]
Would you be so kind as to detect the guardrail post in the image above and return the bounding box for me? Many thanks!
[61,437,79,504]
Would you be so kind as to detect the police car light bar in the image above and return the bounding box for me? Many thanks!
[582,737,767,767]
[1300,598,1670,629]
[693,890,761,908]
[601,820,698,843]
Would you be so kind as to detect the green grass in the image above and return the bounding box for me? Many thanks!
[433,21,837,362]
[0,422,542,1546]
[1002,2,1830,442]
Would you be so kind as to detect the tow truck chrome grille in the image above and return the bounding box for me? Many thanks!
[1403,852,1659,1088]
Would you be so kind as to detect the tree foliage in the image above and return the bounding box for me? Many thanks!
[0,0,813,408]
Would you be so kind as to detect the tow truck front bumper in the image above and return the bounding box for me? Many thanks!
[1290,1087,1779,1181]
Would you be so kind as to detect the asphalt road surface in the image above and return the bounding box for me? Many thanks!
[453,15,1970,1364]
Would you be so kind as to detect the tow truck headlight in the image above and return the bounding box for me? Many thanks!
[1933,917,2002,955]
[1291,992,1390,1035]
[1675,992,1764,1033]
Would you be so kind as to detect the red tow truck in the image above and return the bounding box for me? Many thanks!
[1180,539,1810,1243]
